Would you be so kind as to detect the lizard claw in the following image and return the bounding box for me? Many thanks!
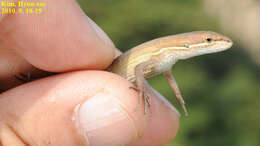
[129,86,139,91]
[14,72,32,82]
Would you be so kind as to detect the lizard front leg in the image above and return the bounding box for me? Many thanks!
[164,69,188,116]
[134,60,156,114]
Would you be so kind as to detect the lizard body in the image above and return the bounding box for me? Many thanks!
[108,31,233,116]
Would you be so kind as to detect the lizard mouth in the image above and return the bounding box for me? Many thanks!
[195,41,233,55]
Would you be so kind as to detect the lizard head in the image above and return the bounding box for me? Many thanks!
[174,31,233,60]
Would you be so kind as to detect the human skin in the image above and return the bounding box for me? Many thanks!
[0,0,179,145]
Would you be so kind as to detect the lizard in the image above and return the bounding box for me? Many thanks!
[107,31,233,116]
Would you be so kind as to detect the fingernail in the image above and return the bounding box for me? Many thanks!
[88,17,115,48]
[76,93,137,146]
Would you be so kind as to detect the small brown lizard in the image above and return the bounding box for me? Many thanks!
[107,31,233,116]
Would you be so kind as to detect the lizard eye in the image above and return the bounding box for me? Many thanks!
[206,37,213,43]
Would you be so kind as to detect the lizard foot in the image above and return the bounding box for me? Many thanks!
[133,87,151,114]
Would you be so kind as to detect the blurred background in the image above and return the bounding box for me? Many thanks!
[77,0,260,146]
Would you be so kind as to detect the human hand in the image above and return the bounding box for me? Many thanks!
[0,0,179,145]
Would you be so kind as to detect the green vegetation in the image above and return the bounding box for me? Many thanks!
[78,0,260,145]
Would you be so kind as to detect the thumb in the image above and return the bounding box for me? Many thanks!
[0,71,147,146]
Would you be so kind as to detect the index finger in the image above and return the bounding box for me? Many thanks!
[0,0,115,72]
